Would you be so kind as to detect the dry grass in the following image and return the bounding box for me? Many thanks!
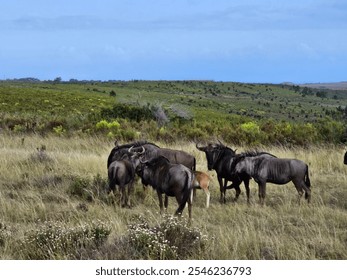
[0,134,346,259]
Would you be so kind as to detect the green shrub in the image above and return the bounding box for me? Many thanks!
[240,121,263,145]
[67,174,108,202]
[13,124,26,133]
[95,120,120,131]
[68,177,93,201]
[52,125,66,136]
[100,103,154,122]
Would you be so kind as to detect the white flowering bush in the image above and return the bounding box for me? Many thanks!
[127,215,208,260]
[128,216,176,259]
[19,220,111,259]
[160,215,209,258]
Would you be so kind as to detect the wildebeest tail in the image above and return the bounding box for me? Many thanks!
[305,165,311,188]
[304,165,311,199]
[108,165,119,192]
[177,171,194,214]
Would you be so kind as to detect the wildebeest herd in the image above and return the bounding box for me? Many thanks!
[107,140,313,219]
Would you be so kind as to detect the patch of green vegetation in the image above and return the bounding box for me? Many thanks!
[1,80,346,145]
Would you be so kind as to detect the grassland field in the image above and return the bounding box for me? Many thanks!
[0,134,346,260]
[0,80,346,260]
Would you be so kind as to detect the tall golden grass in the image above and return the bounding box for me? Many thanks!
[0,134,346,259]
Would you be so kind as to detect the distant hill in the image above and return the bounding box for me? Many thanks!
[1,79,346,144]
[300,82,347,90]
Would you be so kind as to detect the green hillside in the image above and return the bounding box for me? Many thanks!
[1,80,346,145]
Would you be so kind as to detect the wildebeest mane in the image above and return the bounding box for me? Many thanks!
[116,140,159,149]
[240,150,277,158]
[230,150,276,171]
[220,145,236,156]
[146,155,170,166]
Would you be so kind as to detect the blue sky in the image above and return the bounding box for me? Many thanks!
[1,0,346,83]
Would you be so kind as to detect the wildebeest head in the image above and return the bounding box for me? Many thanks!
[196,141,236,170]
[107,140,158,168]
[137,156,170,186]
[128,146,151,184]
[125,146,144,170]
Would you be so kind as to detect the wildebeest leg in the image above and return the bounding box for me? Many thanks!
[258,181,266,205]
[126,181,134,208]
[164,195,169,212]
[225,179,241,202]
[157,191,164,215]
[224,180,242,202]
[107,181,117,206]
[192,188,197,202]
[204,188,211,208]
[174,192,184,216]
[187,195,192,221]
[301,182,311,203]
[107,179,116,195]
[234,183,241,202]
[119,185,125,207]
[244,178,251,204]
[293,181,304,205]
[218,176,226,203]
[190,188,194,206]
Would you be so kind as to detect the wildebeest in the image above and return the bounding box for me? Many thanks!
[107,148,142,207]
[231,154,311,205]
[192,171,211,208]
[196,141,276,203]
[136,155,195,219]
[344,151,347,165]
[108,140,196,171]
[107,140,156,168]
[196,142,244,203]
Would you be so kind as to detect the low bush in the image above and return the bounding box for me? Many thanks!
[67,174,108,202]
[18,220,111,259]
[125,215,208,260]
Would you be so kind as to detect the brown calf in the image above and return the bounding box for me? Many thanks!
[192,171,211,208]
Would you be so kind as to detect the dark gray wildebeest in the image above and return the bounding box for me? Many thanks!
[196,141,275,203]
[108,140,196,170]
[231,154,311,205]
[136,155,195,219]
[344,151,347,165]
[107,147,144,207]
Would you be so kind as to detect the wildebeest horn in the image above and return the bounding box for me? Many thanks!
[139,146,145,154]
[128,145,145,154]
[114,140,118,147]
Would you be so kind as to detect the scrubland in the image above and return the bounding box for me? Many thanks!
[1,134,346,259]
